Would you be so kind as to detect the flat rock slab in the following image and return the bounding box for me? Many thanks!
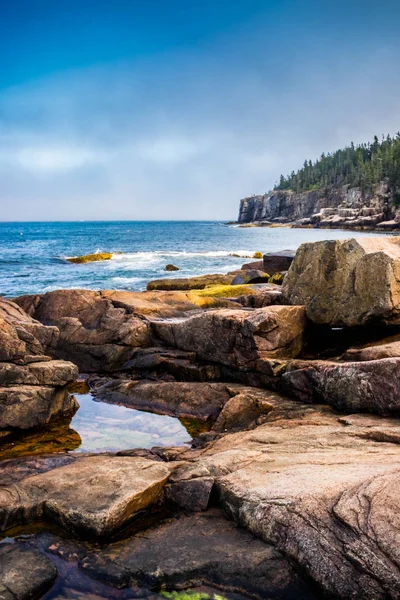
[0,456,171,538]
[0,542,57,600]
[80,509,318,599]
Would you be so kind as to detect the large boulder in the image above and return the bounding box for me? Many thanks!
[282,237,400,327]
[15,289,151,372]
[0,298,78,433]
[152,305,306,370]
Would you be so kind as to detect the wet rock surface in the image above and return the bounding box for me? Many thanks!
[79,509,318,599]
[0,542,57,600]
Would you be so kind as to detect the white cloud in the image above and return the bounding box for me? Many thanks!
[135,136,207,165]
[13,145,108,172]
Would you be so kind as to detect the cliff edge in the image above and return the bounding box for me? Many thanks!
[238,182,400,230]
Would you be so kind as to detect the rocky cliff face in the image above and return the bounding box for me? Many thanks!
[238,182,400,229]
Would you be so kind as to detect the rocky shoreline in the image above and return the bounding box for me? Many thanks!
[2,236,400,599]
[237,182,400,230]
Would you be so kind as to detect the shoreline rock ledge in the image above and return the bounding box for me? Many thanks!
[5,235,400,599]
[0,298,78,433]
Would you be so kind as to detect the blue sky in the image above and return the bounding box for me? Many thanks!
[1,0,400,220]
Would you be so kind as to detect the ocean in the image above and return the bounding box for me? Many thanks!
[0,220,392,298]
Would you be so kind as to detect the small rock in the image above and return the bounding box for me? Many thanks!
[165,264,180,271]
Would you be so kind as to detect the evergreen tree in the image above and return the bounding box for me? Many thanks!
[274,133,400,201]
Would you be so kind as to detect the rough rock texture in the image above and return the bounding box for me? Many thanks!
[152,305,306,370]
[79,509,317,599]
[180,398,400,599]
[66,252,113,263]
[0,543,57,600]
[238,182,400,229]
[0,298,78,432]
[341,337,400,361]
[93,380,237,420]
[15,289,152,372]
[0,455,171,538]
[231,270,271,285]
[0,297,59,360]
[263,250,295,274]
[146,273,238,291]
[281,357,400,415]
[282,237,400,326]
[118,346,222,382]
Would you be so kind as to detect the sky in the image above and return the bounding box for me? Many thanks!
[1,0,400,221]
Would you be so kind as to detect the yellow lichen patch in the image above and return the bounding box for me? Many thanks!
[66,252,113,264]
[268,272,285,285]
[190,284,254,299]
[253,251,263,259]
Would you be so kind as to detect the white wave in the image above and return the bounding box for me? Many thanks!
[111,249,254,260]
[111,276,145,284]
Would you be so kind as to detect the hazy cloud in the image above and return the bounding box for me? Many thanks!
[1,2,400,220]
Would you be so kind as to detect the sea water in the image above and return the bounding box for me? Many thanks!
[0,220,392,297]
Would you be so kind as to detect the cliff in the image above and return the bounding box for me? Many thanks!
[238,181,400,230]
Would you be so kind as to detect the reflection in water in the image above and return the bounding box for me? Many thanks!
[0,393,194,460]
[0,419,81,461]
[70,393,192,453]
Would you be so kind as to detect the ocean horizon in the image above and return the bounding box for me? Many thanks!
[0,220,391,298]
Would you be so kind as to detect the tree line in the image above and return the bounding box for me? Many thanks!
[274,134,400,199]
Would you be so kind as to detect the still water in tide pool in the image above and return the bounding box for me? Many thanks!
[70,394,192,452]
[0,394,192,460]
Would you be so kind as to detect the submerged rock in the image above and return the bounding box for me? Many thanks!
[283,237,400,327]
[0,543,57,600]
[79,509,317,599]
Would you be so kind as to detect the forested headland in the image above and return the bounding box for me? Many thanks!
[275,134,400,199]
